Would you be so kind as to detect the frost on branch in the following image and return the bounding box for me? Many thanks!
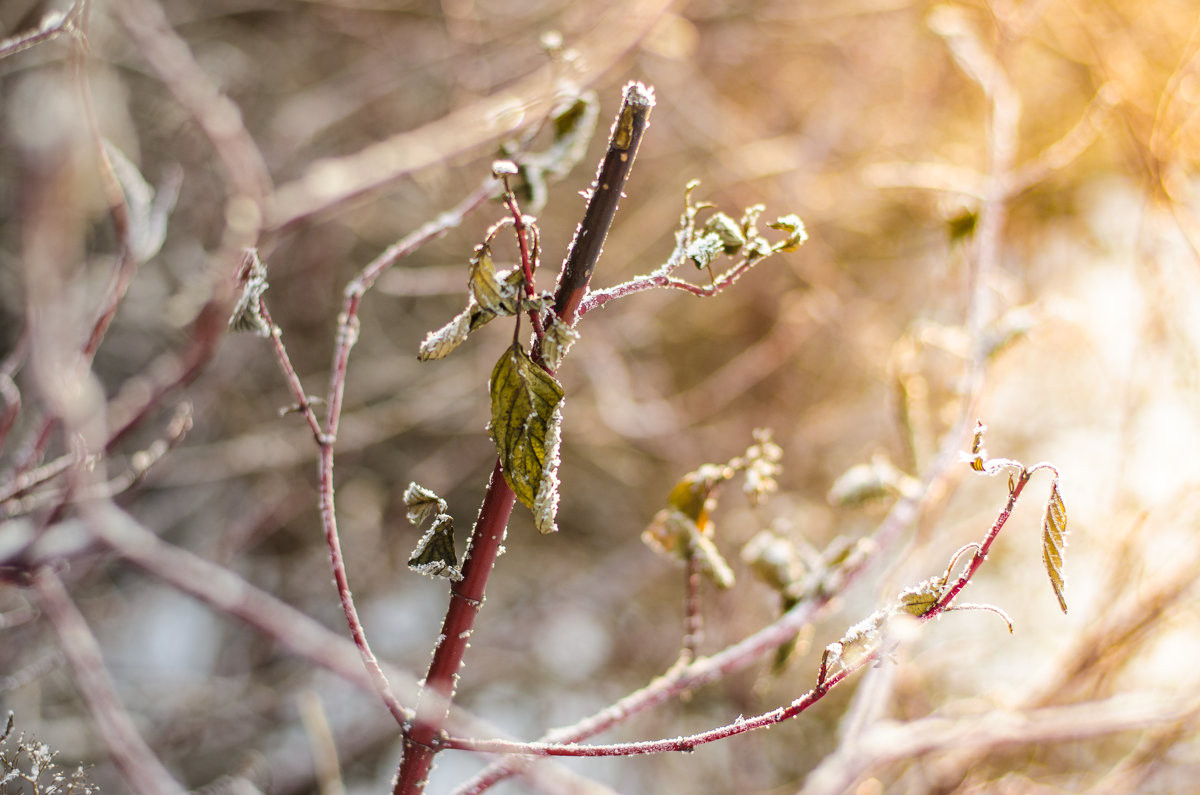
[963,419,1070,613]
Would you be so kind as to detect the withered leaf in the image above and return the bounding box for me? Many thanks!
[1042,478,1069,613]
[407,514,462,581]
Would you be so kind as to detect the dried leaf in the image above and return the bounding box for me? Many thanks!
[1042,478,1069,613]
[693,531,735,589]
[489,343,565,513]
[228,250,271,337]
[104,140,180,264]
[407,514,462,581]
[417,303,474,360]
[403,482,447,527]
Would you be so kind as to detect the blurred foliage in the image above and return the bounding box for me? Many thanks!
[3,0,1200,793]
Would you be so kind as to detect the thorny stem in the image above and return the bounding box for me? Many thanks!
[394,82,655,795]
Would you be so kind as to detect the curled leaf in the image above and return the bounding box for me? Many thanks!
[768,214,808,252]
[966,419,988,472]
[644,464,737,588]
[418,303,474,361]
[470,244,522,316]
[1042,478,1069,613]
[403,482,447,527]
[489,344,566,518]
[417,295,504,361]
[407,514,462,581]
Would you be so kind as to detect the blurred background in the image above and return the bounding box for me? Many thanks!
[3,0,1200,792]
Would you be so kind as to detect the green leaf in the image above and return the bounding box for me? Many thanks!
[488,343,566,522]
[1042,478,1069,613]
[407,514,462,581]
[701,212,746,255]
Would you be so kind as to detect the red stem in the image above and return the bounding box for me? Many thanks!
[934,469,1031,612]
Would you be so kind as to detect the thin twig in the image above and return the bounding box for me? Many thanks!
[31,567,186,795]
[0,2,84,59]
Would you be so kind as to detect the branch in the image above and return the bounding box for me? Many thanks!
[31,567,186,795]
[394,82,655,795]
